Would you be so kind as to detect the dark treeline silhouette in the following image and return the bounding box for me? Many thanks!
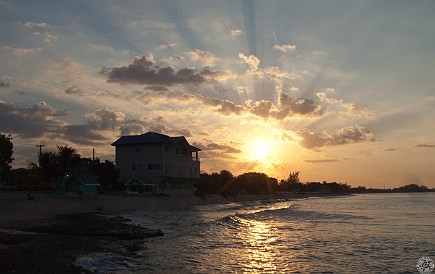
[1,134,433,194]
[195,170,278,196]
[0,133,14,183]
[195,170,434,196]
[352,183,432,193]
[2,142,120,192]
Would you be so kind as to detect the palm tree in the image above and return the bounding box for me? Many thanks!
[56,145,81,169]
[38,151,58,187]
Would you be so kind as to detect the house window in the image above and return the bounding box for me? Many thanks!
[132,164,136,170]
[148,164,161,170]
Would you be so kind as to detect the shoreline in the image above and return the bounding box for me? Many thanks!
[0,192,346,273]
[0,192,347,228]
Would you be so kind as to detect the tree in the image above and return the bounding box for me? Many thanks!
[89,159,120,191]
[38,151,58,187]
[279,171,301,192]
[195,170,236,195]
[56,145,81,168]
[287,171,300,184]
[0,134,14,182]
[232,172,277,194]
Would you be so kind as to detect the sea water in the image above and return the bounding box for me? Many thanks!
[78,193,435,273]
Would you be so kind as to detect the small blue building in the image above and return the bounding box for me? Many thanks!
[56,167,100,198]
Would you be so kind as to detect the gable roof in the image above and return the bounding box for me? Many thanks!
[111,132,201,151]
[66,167,100,186]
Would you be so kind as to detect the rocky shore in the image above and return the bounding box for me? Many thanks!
[0,213,163,273]
[0,192,344,273]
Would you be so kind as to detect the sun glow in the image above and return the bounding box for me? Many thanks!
[250,140,270,162]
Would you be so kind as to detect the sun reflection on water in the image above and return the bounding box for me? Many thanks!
[236,218,279,273]
[228,209,314,273]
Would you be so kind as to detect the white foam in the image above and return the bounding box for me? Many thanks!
[74,252,135,273]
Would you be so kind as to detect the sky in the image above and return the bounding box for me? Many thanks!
[1,0,435,188]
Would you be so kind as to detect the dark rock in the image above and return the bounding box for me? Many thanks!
[0,213,164,273]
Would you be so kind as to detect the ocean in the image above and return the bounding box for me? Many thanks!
[76,193,435,273]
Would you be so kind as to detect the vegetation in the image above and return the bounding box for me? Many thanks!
[0,135,433,194]
[195,170,434,196]
[0,134,14,182]
[0,135,119,191]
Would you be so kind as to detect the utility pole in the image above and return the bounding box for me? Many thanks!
[36,144,46,157]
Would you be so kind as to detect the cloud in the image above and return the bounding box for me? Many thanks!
[298,125,375,149]
[186,49,216,67]
[304,159,340,163]
[385,148,396,151]
[141,91,325,120]
[239,53,260,70]
[52,58,78,70]
[230,29,243,38]
[0,100,66,138]
[315,91,373,118]
[159,43,177,49]
[273,93,326,119]
[75,110,191,140]
[64,86,83,95]
[32,31,59,43]
[85,109,126,130]
[0,80,10,87]
[61,124,109,146]
[104,55,208,86]
[0,99,193,147]
[201,142,242,153]
[0,46,42,56]
[415,144,435,148]
[273,44,296,53]
[144,85,169,92]
[119,123,145,136]
[239,53,298,80]
[24,21,49,29]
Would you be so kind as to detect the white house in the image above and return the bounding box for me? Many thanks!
[111,132,201,195]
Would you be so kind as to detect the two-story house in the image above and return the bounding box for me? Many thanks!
[111,132,201,195]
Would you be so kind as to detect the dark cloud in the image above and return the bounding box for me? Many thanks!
[65,86,83,94]
[60,109,191,145]
[104,55,207,86]
[0,100,192,148]
[298,125,375,149]
[197,95,245,116]
[119,123,145,136]
[166,128,192,137]
[275,93,325,118]
[61,124,109,146]
[142,91,325,120]
[415,144,435,148]
[385,148,396,151]
[145,85,169,92]
[0,101,66,138]
[201,142,241,153]
[0,81,10,87]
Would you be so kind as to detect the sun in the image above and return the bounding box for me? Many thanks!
[250,140,270,162]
